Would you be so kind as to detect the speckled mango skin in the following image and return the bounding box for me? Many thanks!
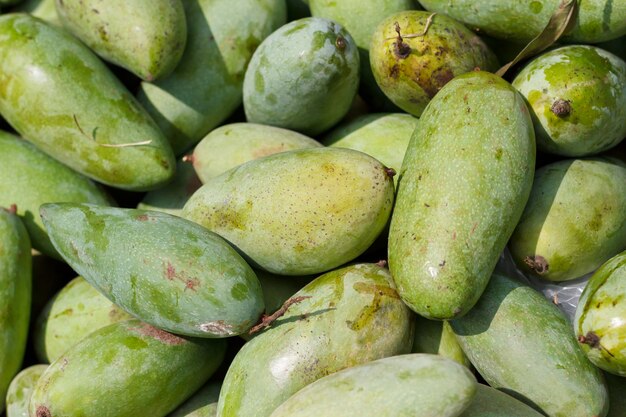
[513,45,626,157]
[575,251,626,376]
[509,158,626,281]
[34,276,132,363]
[270,354,476,417]
[0,208,31,414]
[11,0,59,25]
[243,17,360,136]
[451,273,608,417]
[192,123,321,184]
[5,364,47,417]
[169,381,220,417]
[418,0,626,43]
[369,11,498,117]
[217,264,414,417]
[183,147,394,276]
[0,14,175,191]
[411,316,471,368]
[460,384,545,417]
[55,0,186,81]
[323,113,418,187]
[40,203,264,338]
[0,130,111,258]
[137,0,287,155]
[388,71,535,320]
[29,319,226,417]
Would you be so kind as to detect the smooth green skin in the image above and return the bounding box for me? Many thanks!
[168,381,220,417]
[138,158,202,217]
[137,0,287,156]
[183,147,395,276]
[575,250,626,376]
[192,123,321,184]
[451,273,608,417]
[509,158,626,282]
[323,113,418,187]
[412,316,471,368]
[460,384,545,417]
[270,354,476,417]
[217,264,414,417]
[0,130,111,258]
[29,319,226,417]
[0,14,175,191]
[11,0,58,25]
[513,45,626,157]
[605,372,626,417]
[418,0,626,43]
[0,209,31,414]
[34,276,132,363]
[5,364,47,417]
[370,11,498,117]
[40,203,264,337]
[56,0,186,81]
[388,71,535,320]
[243,17,360,136]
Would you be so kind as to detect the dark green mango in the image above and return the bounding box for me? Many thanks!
[168,381,220,417]
[5,364,47,417]
[29,319,226,417]
[0,14,175,190]
[40,203,264,337]
[411,316,471,368]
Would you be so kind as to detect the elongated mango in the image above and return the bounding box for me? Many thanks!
[5,364,47,417]
[40,203,264,337]
[388,71,535,319]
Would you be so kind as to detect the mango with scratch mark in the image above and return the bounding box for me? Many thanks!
[39,203,264,338]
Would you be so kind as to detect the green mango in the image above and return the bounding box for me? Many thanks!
[0,130,111,258]
[270,354,476,417]
[30,251,72,323]
[137,0,287,155]
[29,319,226,417]
[0,14,175,191]
[460,384,545,417]
[417,0,626,43]
[512,45,626,157]
[323,113,418,187]
[137,158,202,217]
[5,364,47,417]
[183,147,395,276]
[243,17,360,136]
[11,0,59,25]
[451,272,608,417]
[369,11,498,117]
[34,276,133,363]
[217,263,414,417]
[412,316,471,368]
[55,0,186,81]
[191,122,321,184]
[388,71,535,319]
[575,250,626,376]
[168,381,220,417]
[40,203,264,337]
[605,372,626,417]
[0,207,31,413]
[509,158,626,281]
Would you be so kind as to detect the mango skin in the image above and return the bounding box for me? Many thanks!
[34,276,132,363]
[418,0,626,43]
[243,17,360,136]
[388,71,535,319]
[451,273,608,417]
[0,208,32,414]
[40,203,264,337]
[191,123,321,184]
[0,14,175,191]
[217,264,414,417]
[270,354,476,417]
[513,45,626,157]
[183,147,395,276]
[169,381,220,417]
[460,384,545,417]
[0,130,111,258]
[55,0,186,81]
[369,11,499,117]
[137,0,287,155]
[575,250,626,376]
[509,158,626,281]
[411,316,471,368]
[5,364,47,417]
[29,319,226,417]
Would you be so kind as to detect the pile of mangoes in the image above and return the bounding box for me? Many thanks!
[0,0,625,416]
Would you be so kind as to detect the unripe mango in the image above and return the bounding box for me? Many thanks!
[169,381,220,417]
[5,364,47,417]
[411,316,470,368]
[460,384,545,417]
